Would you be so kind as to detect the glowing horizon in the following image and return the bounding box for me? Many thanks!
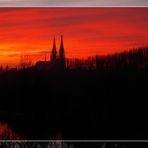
[0,8,148,67]
[0,0,148,6]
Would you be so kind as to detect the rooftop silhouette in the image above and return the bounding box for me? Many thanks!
[35,35,66,70]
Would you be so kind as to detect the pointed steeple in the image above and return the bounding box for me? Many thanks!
[50,36,57,62]
[52,36,56,52]
[59,35,64,52]
[59,35,66,69]
[59,35,65,59]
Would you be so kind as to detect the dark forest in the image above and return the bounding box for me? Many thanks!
[0,46,148,141]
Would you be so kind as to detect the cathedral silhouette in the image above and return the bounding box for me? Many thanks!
[35,35,66,70]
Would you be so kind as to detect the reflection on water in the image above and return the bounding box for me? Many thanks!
[0,122,20,139]
[0,123,141,148]
[0,122,63,140]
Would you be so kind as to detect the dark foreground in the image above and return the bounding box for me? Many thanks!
[0,141,148,148]
[0,66,148,139]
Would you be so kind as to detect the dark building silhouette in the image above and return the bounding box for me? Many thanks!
[58,35,66,69]
[50,36,57,64]
[35,35,66,70]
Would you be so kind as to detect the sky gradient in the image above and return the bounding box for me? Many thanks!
[0,0,148,6]
[0,8,148,66]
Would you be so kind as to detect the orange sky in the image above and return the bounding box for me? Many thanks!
[0,8,148,67]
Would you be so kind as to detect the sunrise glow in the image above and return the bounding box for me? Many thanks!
[0,8,148,66]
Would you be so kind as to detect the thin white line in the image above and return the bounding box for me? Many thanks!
[1,140,148,142]
[0,6,148,7]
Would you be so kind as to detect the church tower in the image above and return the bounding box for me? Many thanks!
[50,37,57,63]
[59,35,66,68]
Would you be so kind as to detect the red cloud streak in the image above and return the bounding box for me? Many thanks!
[0,8,148,66]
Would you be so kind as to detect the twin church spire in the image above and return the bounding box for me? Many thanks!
[35,35,66,70]
[50,35,66,68]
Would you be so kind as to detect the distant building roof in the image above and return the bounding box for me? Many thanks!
[35,61,51,70]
